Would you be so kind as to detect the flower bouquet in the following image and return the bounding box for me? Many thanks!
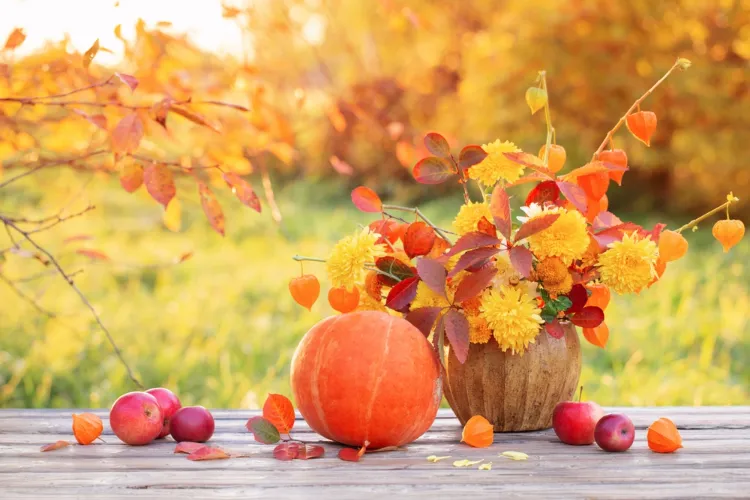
[290,58,744,431]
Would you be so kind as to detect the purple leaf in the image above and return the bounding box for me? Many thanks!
[509,246,533,279]
[514,213,560,243]
[416,257,448,297]
[570,306,605,328]
[445,232,502,258]
[458,145,488,170]
[557,181,588,213]
[412,157,455,185]
[405,307,443,337]
[453,266,498,304]
[490,185,512,240]
[592,211,623,231]
[444,309,470,364]
[424,132,451,158]
[273,443,299,461]
[447,247,501,278]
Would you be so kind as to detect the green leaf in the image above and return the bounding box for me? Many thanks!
[246,416,281,444]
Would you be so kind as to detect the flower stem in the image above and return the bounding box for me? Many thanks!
[539,71,553,167]
[292,255,327,263]
[675,199,738,234]
[592,58,690,160]
[382,204,453,244]
[450,155,471,204]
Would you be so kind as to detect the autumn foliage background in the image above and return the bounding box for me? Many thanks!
[1,0,748,409]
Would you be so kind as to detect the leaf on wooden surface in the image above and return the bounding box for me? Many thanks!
[509,246,533,278]
[296,443,325,460]
[514,213,560,243]
[174,442,206,454]
[76,249,110,261]
[500,451,529,461]
[447,247,500,279]
[143,164,176,208]
[82,39,99,68]
[453,266,497,304]
[412,156,455,185]
[443,309,469,364]
[40,440,71,452]
[416,257,447,297]
[111,113,144,154]
[557,181,588,214]
[187,446,231,461]
[405,307,442,337]
[338,441,368,462]
[198,182,225,237]
[458,145,487,170]
[385,276,419,312]
[489,185,511,240]
[424,132,451,158]
[246,416,281,444]
[223,173,261,213]
[114,72,138,92]
[351,186,382,213]
[570,306,605,328]
[444,232,502,258]
[119,163,143,193]
[273,442,299,461]
[453,459,484,467]
[403,222,436,259]
[262,394,295,435]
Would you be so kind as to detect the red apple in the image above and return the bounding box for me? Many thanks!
[170,406,215,443]
[109,391,163,446]
[595,413,635,452]
[146,388,182,438]
[553,399,604,445]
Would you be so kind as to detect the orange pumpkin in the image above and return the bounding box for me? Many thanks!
[72,413,103,445]
[290,311,441,449]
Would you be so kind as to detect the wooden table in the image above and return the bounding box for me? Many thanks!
[1,407,748,498]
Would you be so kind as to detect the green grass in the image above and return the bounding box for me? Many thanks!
[0,170,747,409]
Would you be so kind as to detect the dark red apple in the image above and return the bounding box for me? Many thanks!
[170,406,215,443]
[109,391,163,446]
[552,399,604,445]
[595,413,635,452]
[146,388,182,438]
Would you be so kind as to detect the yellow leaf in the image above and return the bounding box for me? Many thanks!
[453,459,484,467]
[525,87,547,115]
[478,462,492,470]
[163,198,182,232]
[83,39,99,68]
[426,455,451,463]
[501,451,528,461]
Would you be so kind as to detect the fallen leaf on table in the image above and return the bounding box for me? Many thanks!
[40,440,71,452]
[453,459,484,467]
[500,451,528,461]
[174,442,206,454]
[338,440,369,462]
[426,455,451,463]
[478,462,492,470]
[187,446,231,461]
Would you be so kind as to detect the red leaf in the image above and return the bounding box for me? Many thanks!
[424,132,451,158]
[544,320,565,339]
[646,223,667,243]
[453,266,498,304]
[144,164,176,208]
[120,163,143,193]
[174,442,206,454]
[503,152,555,179]
[329,155,354,176]
[416,257,447,296]
[246,416,281,444]
[75,248,109,261]
[40,440,71,452]
[514,213,560,243]
[223,173,261,213]
[405,307,442,337]
[412,156,455,184]
[557,181,588,214]
[351,186,382,213]
[338,442,368,462]
[198,182,225,237]
[187,447,231,461]
[593,211,623,231]
[509,246,533,278]
[458,145,488,170]
[262,394,295,435]
[578,172,610,201]
[369,219,400,244]
[508,172,549,188]
[385,276,419,312]
[490,185,511,240]
[571,306,605,328]
[63,234,93,244]
[115,72,139,92]
[297,444,325,460]
[111,113,143,154]
[476,217,497,237]
[273,443,299,461]
[447,247,500,278]
[375,256,416,285]
[525,181,560,206]
[445,232,502,258]
[444,309,470,364]
[566,284,588,314]
[403,222,436,259]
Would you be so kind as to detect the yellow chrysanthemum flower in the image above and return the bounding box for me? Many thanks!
[480,285,544,355]
[526,208,589,265]
[534,256,573,297]
[468,139,523,185]
[453,201,492,235]
[356,288,389,313]
[597,232,659,294]
[326,228,385,289]
[468,315,492,344]
[411,281,450,309]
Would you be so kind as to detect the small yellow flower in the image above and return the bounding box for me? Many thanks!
[468,315,492,344]
[534,257,573,297]
[453,202,492,235]
[326,228,385,289]
[597,232,659,294]
[526,207,589,265]
[468,139,523,185]
[480,285,543,355]
[355,288,388,313]
[411,281,450,309]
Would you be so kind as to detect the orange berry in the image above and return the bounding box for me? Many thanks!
[712,219,744,253]
[658,230,689,262]
[538,144,567,173]
[328,286,360,313]
[289,274,320,311]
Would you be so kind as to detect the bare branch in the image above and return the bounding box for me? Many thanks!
[0,272,57,318]
[0,150,108,189]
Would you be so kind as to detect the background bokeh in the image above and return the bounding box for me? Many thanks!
[1,0,748,409]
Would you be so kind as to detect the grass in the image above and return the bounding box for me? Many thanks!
[0,169,747,409]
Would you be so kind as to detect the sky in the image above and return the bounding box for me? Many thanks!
[1,0,246,63]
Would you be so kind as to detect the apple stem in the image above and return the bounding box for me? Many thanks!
[578,386,583,403]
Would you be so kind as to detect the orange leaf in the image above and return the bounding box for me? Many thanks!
[328,286,359,313]
[329,155,354,176]
[582,323,609,348]
[72,109,108,130]
[198,182,225,236]
[626,111,658,146]
[170,106,220,133]
[111,113,144,154]
[115,72,139,92]
[82,39,99,68]
[503,152,555,179]
[143,164,176,208]
[76,249,110,261]
[120,163,143,193]
[174,442,206,454]
[712,219,745,253]
[403,221,436,259]
[262,394,295,435]
[289,274,320,311]
[3,28,26,50]
[223,173,261,213]
[72,413,103,445]
[40,440,71,452]
[187,446,231,461]
[647,417,683,453]
[351,186,382,213]
[63,234,93,244]
[461,415,493,448]
[578,172,610,201]
[658,230,689,262]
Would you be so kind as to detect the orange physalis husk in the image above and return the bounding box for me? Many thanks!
[538,144,566,173]
[586,193,609,223]
[72,413,103,445]
[328,286,360,313]
[582,323,609,348]
[364,271,383,301]
[599,149,628,185]
[712,219,745,253]
[647,417,683,453]
[289,274,321,311]
[585,284,611,311]
[658,230,689,262]
[649,258,667,288]
[578,172,610,201]
[461,415,494,448]
[626,110,658,147]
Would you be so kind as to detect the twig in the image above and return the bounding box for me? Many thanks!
[675,197,740,234]
[1,217,143,389]
[539,71,554,167]
[592,58,690,160]
[381,204,453,244]
[257,154,282,224]
[13,205,96,234]
[0,272,57,318]
[22,75,115,100]
[292,255,326,263]
[0,150,108,189]
[129,154,222,172]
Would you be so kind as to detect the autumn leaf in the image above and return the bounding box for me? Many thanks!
[262,394,295,435]
[444,232,502,258]
[557,181,588,214]
[544,320,565,339]
[416,257,447,297]
[40,440,71,452]
[63,234,93,244]
[71,109,108,130]
[403,222,436,259]
[173,442,205,454]
[453,459,484,467]
[351,186,382,213]
[509,246,533,278]
[329,155,354,176]
[412,156,455,184]
[82,39,99,68]
[111,113,144,154]
[120,163,143,193]
[458,145,487,170]
[187,446,231,461]
[338,441,368,462]
[198,182,225,237]
[375,256,416,285]
[246,416,281,444]
[385,276,419,312]
[570,306,605,328]
[273,442,299,461]
[447,247,500,279]
[223,173,261,213]
[76,249,110,261]
[163,198,182,232]
[405,307,442,337]
[143,164,176,208]
[426,455,452,463]
[489,185,511,240]
[565,284,589,314]
[115,72,139,92]
[296,443,325,460]
[514,213,560,243]
[170,106,220,133]
[525,181,560,206]
[424,132,451,158]
[444,309,470,364]
[503,152,555,179]
[3,28,26,50]
[501,451,529,461]
[525,86,547,114]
